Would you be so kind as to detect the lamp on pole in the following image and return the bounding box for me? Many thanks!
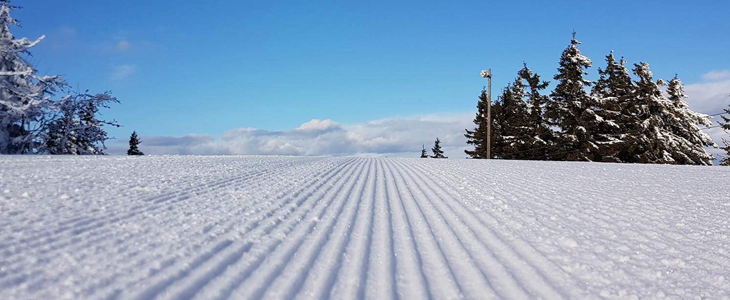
[480,69,492,159]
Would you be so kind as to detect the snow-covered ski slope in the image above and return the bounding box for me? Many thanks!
[1,156,729,300]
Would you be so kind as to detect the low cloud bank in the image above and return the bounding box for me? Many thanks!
[109,114,473,157]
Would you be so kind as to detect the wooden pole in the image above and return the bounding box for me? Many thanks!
[487,68,492,159]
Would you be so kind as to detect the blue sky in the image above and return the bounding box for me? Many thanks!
[11,0,730,155]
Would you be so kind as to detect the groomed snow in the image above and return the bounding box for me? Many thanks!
[1,156,729,299]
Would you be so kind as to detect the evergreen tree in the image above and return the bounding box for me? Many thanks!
[0,0,65,154]
[629,64,714,164]
[590,52,634,162]
[717,105,729,166]
[43,91,120,155]
[546,32,606,161]
[128,131,144,156]
[431,138,446,158]
[488,95,506,158]
[517,64,553,160]
[663,76,714,164]
[465,89,490,158]
[721,140,730,166]
[499,78,531,159]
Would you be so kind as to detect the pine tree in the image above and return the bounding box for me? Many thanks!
[590,52,635,162]
[431,138,446,158]
[517,64,553,160]
[721,140,730,166]
[546,32,601,161]
[629,64,714,164]
[43,91,120,155]
[717,105,729,166]
[488,96,506,158]
[465,89,490,158]
[0,0,65,154]
[499,78,531,159]
[128,131,144,156]
[663,76,714,164]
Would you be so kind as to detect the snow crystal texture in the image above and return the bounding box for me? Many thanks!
[1,156,729,299]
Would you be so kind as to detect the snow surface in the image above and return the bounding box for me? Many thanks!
[1,156,729,299]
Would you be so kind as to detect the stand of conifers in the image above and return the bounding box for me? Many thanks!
[465,33,730,166]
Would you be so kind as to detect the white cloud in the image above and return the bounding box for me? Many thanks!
[111,64,136,81]
[108,114,475,157]
[116,40,131,52]
[684,70,730,115]
[296,119,342,132]
[702,70,730,82]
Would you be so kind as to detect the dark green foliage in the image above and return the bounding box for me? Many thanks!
[545,33,597,161]
[128,131,144,156]
[591,52,636,162]
[464,89,491,159]
[517,64,554,160]
[420,144,428,158]
[498,79,531,159]
[431,138,446,158]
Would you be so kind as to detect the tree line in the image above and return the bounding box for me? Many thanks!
[465,32,730,165]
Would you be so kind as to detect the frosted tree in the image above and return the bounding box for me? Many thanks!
[629,64,714,164]
[0,0,65,154]
[431,138,446,158]
[43,91,120,155]
[662,76,714,164]
[500,77,531,159]
[464,89,490,159]
[517,64,553,160]
[717,105,729,166]
[546,32,599,161]
[128,131,144,156]
[590,52,636,162]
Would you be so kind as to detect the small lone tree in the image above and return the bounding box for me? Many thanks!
[127,131,144,155]
[431,138,446,158]
[420,144,428,158]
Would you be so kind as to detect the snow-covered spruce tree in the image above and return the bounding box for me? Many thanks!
[590,52,635,162]
[721,105,730,166]
[546,33,611,161]
[629,64,714,164]
[0,0,64,154]
[663,76,714,164]
[499,77,532,159]
[431,138,446,158]
[517,64,554,160]
[128,131,144,155]
[43,91,120,155]
[464,89,490,159]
